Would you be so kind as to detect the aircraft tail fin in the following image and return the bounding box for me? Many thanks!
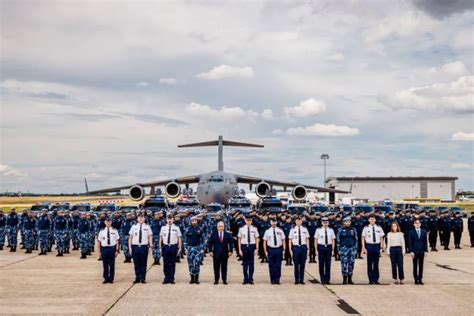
[178,135,263,171]
[84,178,89,194]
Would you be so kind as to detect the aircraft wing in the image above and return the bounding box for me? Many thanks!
[88,174,201,194]
[235,174,350,194]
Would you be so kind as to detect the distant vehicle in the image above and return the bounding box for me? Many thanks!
[450,207,467,217]
[71,204,91,213]
[287,203,309,215]
[175,195,200,208]
[356,204,374,213]
[342,205,355,214]
[436,206,450,213]
[257,196,284,214]
[117,205,139,213]
[394,203,406,210]
[227,195,252,214]
[205,203,223,213]
[30,203,50,212]
[142,196,169,211]
[94,204,116,213]
[374,205,392,213]
[405,203,420,210]
[311,204,330,213]
[50,204,70,213]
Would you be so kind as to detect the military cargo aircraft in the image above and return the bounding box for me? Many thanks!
[88,135,348,205]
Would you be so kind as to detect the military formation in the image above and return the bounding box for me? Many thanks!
[0,203,473,286]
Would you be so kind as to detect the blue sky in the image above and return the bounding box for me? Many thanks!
[1,0,473,193]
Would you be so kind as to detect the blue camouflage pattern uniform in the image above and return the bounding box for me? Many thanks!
[185,224,204,276]
[0,213,6,249]
[53,215,68,254]
[121,217,134,261]
[150,217,164,263]
[78,217,91,256]
[337,226,358,276]
[23,215,37,252]
[71,214,80,250]
[6,211,19,249]
[37,214,51,253]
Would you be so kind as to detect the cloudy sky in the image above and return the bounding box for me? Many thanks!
[1,0,473,194]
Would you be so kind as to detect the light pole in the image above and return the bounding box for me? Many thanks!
[321,154,330,186]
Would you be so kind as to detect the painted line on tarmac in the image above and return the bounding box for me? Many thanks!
[427,260,474,276]
[0,254,39,268]
[305,270,360,315]
[102,262,155,315]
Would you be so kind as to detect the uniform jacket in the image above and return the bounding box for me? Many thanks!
[408,229,428,254]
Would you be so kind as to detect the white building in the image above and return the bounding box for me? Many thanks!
[326,176,458,202]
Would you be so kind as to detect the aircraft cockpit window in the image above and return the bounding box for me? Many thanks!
[209,178,224,182]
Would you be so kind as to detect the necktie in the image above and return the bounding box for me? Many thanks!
[247,226,251,245]
[139,224,142,244]
[220,232,223,242]
[298,227,302,245]
[324,228,328,246]
[107,228,110,246]
[167,225,171,245]
[372,225,376,243]
[273,228,277,246]
[417,229,420,238]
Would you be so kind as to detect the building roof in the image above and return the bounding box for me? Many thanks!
[327,176,458,182]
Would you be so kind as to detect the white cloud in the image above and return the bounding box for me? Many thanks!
[452,131,474,141]
[159,78,177,85]
[284,98,327,118]
[440,61,469,77]
[450,163,472,169]
[326,53,345,61]
[379,76,474,113]
[185,102,260,121]
[0,164,27,177]
[196,65,254,80]
[261,109,273,120]
[135,81,149,87]
[281,123,360,137]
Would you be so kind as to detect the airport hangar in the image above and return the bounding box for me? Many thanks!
[326,176,458,202]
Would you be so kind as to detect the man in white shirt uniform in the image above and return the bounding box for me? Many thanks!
[238,215,259,284]
[97,218,120,284]
[289,216,310,284]
[159,214,182,284]
[362,214,385,284]
[263,218,286,285]
[314,217,336,284]
[128,215,152,284]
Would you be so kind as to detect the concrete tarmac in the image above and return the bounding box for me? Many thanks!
[1,230,473,315]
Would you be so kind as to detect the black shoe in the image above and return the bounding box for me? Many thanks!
[433,248,438,252]
[80,254,87,259]
[39,251,45,255]
[195,275,200,284]
[300,281,305,285]
[109,281,114,284]
[162,280,168,284]
[249,281,254,285]
[343,276,348,284]
[369,281,374,285]
[189,275,195,284]
[141,280,147,284]
[348,275,354,285]
[0,246,3,250]
[134,279,140,284]
[444,247,450,250]
[153,260,160,266]
[56,253,63,257]
[102,280,109,284]
[419,281,424,285]
[97,257,102,261]
[326,281,332,285]
[242,281,247,285]
[170,281,175,284]
[374,281,380,285]
[294,281,299,285]
[215,281,220,285]
[415,280,419,285]
[222,280,227,285]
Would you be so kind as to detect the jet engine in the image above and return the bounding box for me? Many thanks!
[165,182,181,198]
[255,181,271,198]
[129,185,145,201]
[292,185,307,201]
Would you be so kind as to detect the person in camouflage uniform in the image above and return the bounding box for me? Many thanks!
[185,216,204,284]
[37,209,51,255]
[337,217,358,284]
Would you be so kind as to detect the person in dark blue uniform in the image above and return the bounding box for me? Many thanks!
[452,212,464,249]
[6,208,19,252]
[337,217,358,284]
[306,213,318,263]
[427,210,439,251]
[0,210,6,250]
[281,216,293,266]
[409,219,428,285]
[121,213,134,263]
[352,212,365,259]
[53,210,68,257]
[185,216,204,284]
[315,217,336,284]
[469,212,474,248]
[440,211,452,250]
[23,211,37,253]
[78,213,91,259]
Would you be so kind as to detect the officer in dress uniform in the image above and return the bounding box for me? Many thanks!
[362,214,385,284]
[337,217,358,285]
[129,215,152,284]
[159,214,182,284]
[452,212,464,249]
[306,213,318,263]
[0,210,6,250]
[185,216,204,284]
[315,217,336,284]
[281,216,293,266]
[238,215,259,285]
[6,208,19,252]
[289,216,310,285]
[440,211,452,250]
[97,218,120,284]
[427,209,439,251]
[263,218,286,285]
[352,212,366,259]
